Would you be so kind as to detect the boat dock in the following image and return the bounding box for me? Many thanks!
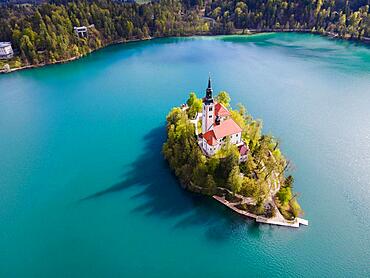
[213,195,308,228]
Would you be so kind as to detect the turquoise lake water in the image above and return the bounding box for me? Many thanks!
[0,33,370,277]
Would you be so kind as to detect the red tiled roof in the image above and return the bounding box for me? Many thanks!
[213,118,242,139]
[203,118,242,146]
[203,130,218,146]
[215,102,230,117]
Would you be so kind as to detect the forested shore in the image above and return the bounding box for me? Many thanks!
[0,0,209,72]
[207,0,369,37]
[0,0,369,72]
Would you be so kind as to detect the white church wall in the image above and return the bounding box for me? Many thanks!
[230,132,242,145]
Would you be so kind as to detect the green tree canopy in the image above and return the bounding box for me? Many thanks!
[216,91,231,107]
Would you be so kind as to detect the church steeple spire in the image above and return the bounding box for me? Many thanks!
[205,75,213,101]
[202,76,215,134]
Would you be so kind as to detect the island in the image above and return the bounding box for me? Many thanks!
[163,78,308,228]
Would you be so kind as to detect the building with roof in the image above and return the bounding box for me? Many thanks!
[74,26,88,38]
[200,78,248,157]
[0,42,14,59]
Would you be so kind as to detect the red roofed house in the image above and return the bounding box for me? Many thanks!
[201,78,243,156]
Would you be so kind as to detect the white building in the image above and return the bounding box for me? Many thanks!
[200,78,248,157]
[74,26,88,38]
[0,42,14,59]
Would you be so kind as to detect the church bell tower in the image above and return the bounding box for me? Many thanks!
[202,77,215,134]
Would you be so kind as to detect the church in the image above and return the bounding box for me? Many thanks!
[200,78,248,158]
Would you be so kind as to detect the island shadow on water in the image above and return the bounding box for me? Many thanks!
[81,126,263,241]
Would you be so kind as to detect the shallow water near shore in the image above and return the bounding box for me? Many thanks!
[0,33,369,277]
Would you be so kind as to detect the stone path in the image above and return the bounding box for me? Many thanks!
[213,194,308,228]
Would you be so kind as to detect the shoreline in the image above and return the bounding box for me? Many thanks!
[0,36,155,74]
[213,195,309,228]
[1,30,369,74]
